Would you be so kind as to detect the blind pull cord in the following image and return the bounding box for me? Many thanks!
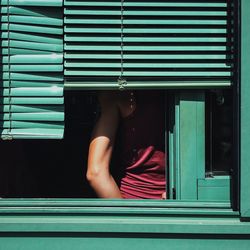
[118,0,127,90]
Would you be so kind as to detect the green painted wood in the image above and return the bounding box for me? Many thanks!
[1,233,250,250]
[198,177,230,201]
[0,199,233,208]
[1,214,250,234]
[179,92,205,200]
[1,235,250,250]
[240,0,250,218]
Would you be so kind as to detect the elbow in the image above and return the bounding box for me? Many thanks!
[86,165,106,185]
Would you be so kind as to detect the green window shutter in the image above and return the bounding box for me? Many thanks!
[64,0,233,89]
[0,0,64,139]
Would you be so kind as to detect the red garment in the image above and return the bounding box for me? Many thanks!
[119,91,166,199]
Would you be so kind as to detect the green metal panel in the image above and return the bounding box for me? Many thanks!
[64,0,234,89]
[1,235,250,250]
[0,0,64,139]
[240,0,250,219]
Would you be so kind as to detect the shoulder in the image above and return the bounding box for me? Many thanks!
[98,91,119,104]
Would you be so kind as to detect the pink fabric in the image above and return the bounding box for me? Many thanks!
[118,91,166,199]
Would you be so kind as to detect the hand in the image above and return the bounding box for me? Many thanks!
[161,192,166,200]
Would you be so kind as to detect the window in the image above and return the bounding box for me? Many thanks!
[0,0,247,219]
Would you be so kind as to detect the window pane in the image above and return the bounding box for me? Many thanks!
[205,90,233,176]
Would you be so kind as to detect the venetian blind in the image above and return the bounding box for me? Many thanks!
[0,0,64,139]
[64,0,234,89]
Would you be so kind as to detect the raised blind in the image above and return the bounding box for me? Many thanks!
[64,0,234,89]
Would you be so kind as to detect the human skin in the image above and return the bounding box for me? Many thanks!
[86,91,124,198]
[87,91,166,199]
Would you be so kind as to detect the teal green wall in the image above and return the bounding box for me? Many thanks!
[240,0,250,218]
[0,234,250,250]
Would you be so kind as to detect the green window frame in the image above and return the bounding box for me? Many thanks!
[1,1,250,236]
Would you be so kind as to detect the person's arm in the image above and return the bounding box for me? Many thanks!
[86,91,123,198]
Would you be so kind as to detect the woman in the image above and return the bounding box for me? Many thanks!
[87,90,166,199]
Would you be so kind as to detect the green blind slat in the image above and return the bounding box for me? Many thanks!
[2,81,63,88]
[2,55,63,64]
[65,53,229,60]
[64,18,227,25]
[2,48,60,55]
[1,32,62,44]
[65,62,231,69]
[65,36,227,43]
[2,105,64,113]
[1,87,63,96]
[64,45,228,51]
[3,65,63,72]
[1,7,62,17]
[0,128,64,139]
[64,1,227,8]
[1,0,62,7]
[0,97,64,105]
[1,1,64,139]
[1,40,63,51]
[1,15,63,26]
[64,9,227,16]
[1,23,63,34]
[2,72,63,81]
[2,113,64,121]
[64,27,227,34]
[0,120,63,129]
[64,70,231,77]
[64,0,233,88]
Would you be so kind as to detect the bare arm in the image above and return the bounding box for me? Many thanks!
[86,91,122,198]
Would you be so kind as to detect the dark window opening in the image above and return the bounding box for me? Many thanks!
[205,89,234,177]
